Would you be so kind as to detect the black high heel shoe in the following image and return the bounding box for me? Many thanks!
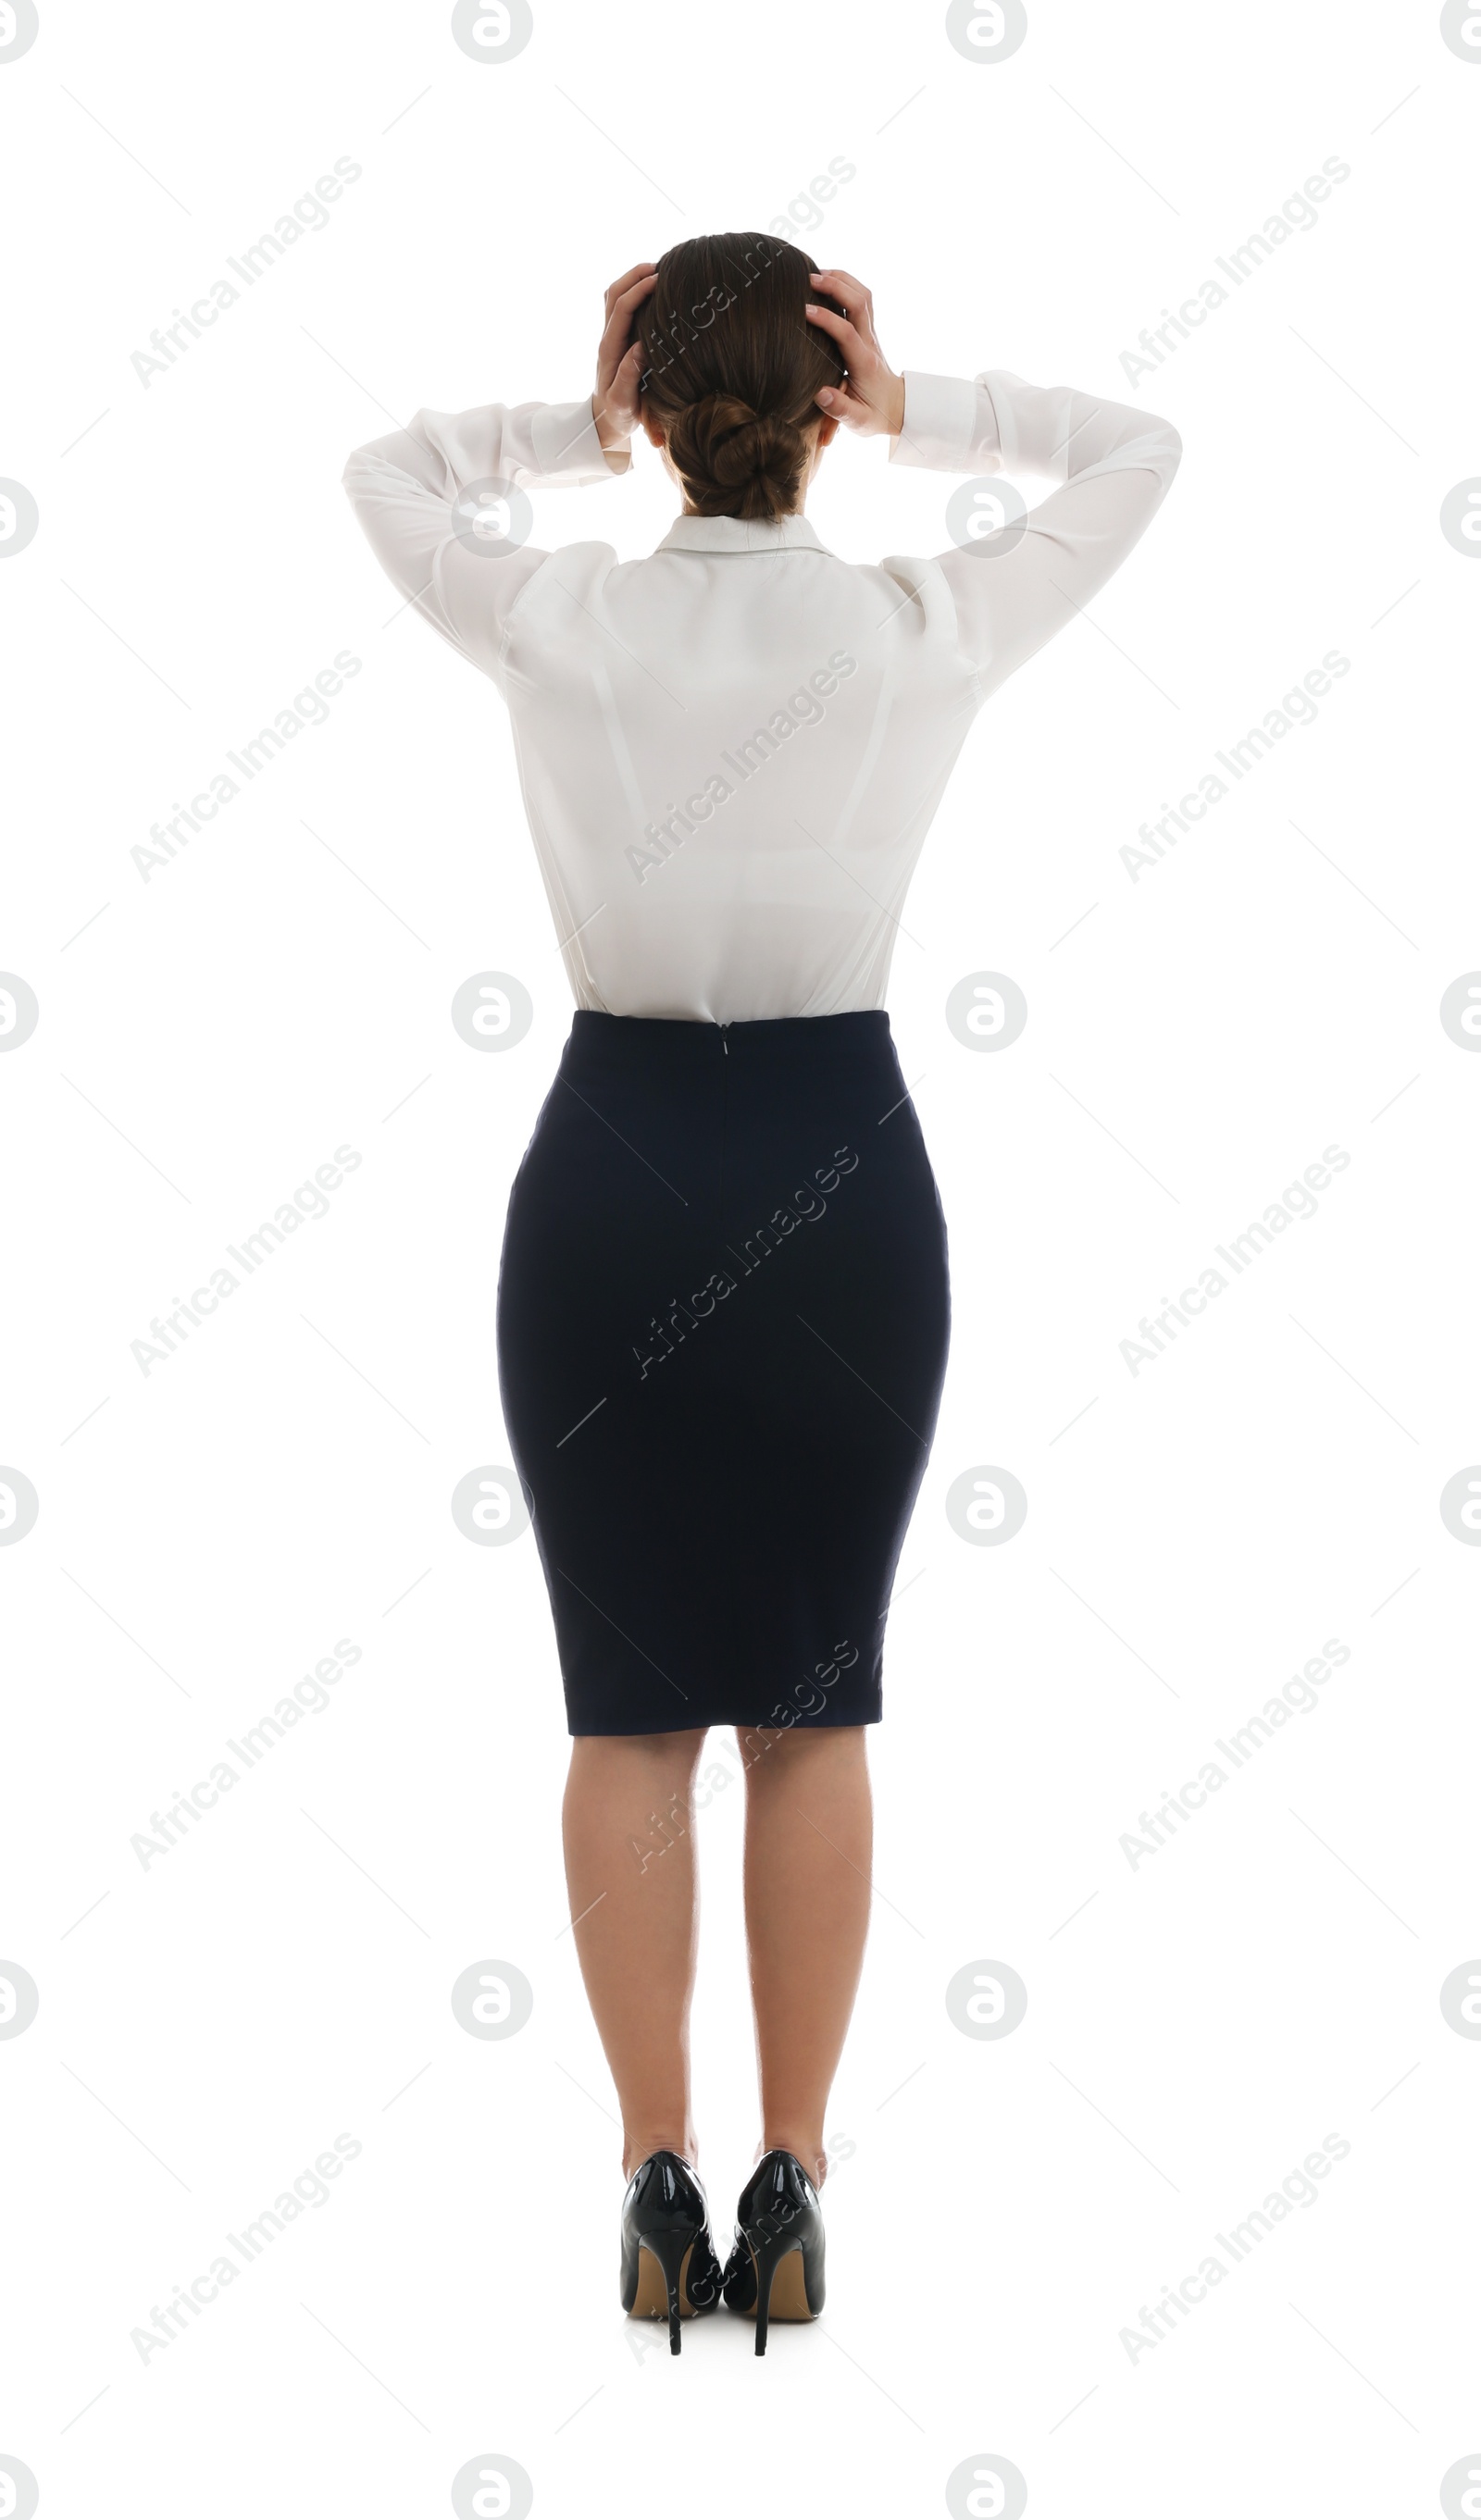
[720,2150,826,2353]
[619,2152,721,2354]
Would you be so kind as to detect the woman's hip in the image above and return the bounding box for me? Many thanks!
[501,1010,944,1297]
[496,1009,947,1462]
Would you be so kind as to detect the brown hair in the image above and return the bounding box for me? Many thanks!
[637,232,839,523]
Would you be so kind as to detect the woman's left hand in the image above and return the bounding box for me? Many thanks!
[805,270,905,437]
[592,263,659,460]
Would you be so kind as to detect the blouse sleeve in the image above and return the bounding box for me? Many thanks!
[342,396,626,682]
[889,369,1181,700]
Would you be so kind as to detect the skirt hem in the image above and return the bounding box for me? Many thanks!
[567,1704,883,1738]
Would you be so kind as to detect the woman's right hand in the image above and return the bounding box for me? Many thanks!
[592,262,659,461]
[805,270,906,438]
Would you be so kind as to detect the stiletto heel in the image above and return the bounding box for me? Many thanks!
[654,2224,689,2355]
[619,2152,721,2355]
[720,2150,826,2354]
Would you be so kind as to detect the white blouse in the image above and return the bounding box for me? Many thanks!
[342,370,1180,1024]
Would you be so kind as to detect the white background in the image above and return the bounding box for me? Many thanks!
[3,2,1480,2514]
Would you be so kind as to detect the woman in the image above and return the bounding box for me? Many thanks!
[343,234,1180,2354]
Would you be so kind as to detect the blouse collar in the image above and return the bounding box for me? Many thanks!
[653,514,830,556]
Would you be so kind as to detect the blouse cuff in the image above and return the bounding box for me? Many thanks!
[890,371,998,474]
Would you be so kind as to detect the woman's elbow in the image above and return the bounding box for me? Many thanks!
[342,423,427,495]
[341,446,380,500]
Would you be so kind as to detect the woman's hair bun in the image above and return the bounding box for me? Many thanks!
[666,393,808,523]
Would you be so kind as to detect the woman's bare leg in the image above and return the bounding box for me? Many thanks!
[737,1723,873,2186]
[562,1729,708,2179]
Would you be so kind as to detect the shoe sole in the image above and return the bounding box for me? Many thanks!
[738,2243,816,2321]
[629,2239,706,2318]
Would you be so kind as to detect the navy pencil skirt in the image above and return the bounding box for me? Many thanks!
[495,1010,951,1735]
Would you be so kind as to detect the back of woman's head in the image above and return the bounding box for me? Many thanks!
[637,232,838,523]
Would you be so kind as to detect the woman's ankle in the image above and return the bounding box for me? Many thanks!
[623,2131,697,2180]
[757,2132,828,2187]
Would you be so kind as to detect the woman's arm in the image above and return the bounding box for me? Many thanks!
[341,264,657,680]
[807,270,1182,701]
[891,368,1181,698]
[342,396,615,678]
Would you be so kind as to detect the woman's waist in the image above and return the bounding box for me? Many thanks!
[564,1006,894,1071]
